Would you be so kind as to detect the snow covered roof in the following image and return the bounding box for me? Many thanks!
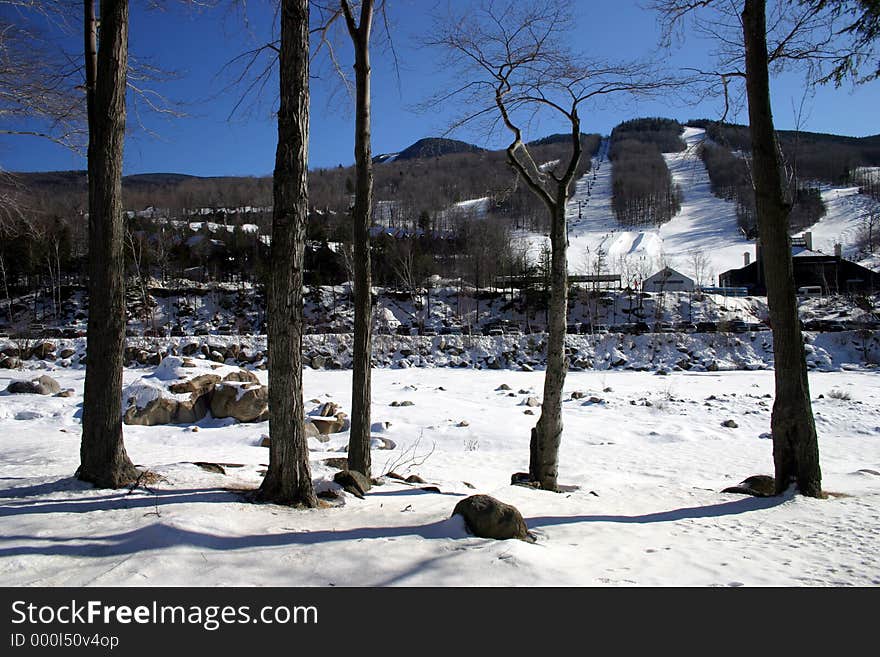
[645,266,694,283]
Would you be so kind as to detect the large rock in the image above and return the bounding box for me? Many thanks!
[722,475,776,497]
[168,373,221,396]
[304,419,326,441]
[452,494,533,542]
[316,401,341,417]
[124,396,179,426]
[174,394,211,424]
[6,375,60,395]
[334,470,371,498]
[310,412,348,435]
[31,342,56,360]
[222,369,259,385]
[0,356,20,369]
[308,402,347,435]
[210,382,268,422]
[125,366,221,426]
[181,342,200,356]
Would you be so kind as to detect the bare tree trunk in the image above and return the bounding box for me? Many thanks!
[257,0,317,507]
[78,0,139,489]
[0,253,12,324]
[53,240,61,320]
[743,0,822,498]
[343,0,374,483]
[531,196,568,490]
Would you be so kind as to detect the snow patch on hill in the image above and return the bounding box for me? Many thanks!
[802,185,880,261]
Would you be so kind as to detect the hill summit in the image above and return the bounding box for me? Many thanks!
[374,137,485,163]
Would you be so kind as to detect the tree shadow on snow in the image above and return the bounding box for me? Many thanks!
[0,485,249,517]
[0,477,95,499]
[0,476,472,559]
[0,516,469,560]
[527,493,789,529]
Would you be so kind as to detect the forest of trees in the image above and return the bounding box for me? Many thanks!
[691,119,880,184]
[0,132,602,329]
[610,118,683,227]
[694,121,831,234]
[311,134,600,235]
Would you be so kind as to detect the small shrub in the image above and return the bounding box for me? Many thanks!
[827,389,852,401]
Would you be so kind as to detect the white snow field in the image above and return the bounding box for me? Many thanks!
[808,185,880,260]
[2,364,879,587]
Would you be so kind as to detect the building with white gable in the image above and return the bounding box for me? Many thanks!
[642,266,695,293]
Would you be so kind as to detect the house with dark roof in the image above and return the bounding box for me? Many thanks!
[719,232,880,295]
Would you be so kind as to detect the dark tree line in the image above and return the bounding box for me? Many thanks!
[613,117,687,153]
[698,131,827,235]
[699,140,756,232]
[856,167,880,202]
[691,118,880,184]
[309,135,599,234]
[610,118,683,227]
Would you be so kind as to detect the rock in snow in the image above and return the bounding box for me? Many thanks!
[6,375,60,396]
[452,494,534,542]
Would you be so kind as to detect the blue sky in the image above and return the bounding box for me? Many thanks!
[1,0,877,176]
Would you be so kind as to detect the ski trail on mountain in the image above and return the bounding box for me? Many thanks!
[515,126,879,282]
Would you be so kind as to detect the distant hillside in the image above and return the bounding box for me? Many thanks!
[687,119,880,184]
[5,170,87,191]
[2,170,273,213]
[394,137,485,161]
[123,173,200,187]
[527,132,594,147]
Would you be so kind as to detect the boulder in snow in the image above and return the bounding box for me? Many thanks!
[334,470,371,498]
[6,375,60,396]
[722,475,776,497]
[124,395,179,426]
[452,494,534,542]
[210,382,268,423]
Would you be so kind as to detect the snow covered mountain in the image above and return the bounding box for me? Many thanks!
[515,126,880,286]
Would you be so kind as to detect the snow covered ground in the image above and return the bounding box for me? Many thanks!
[2,364,879,587]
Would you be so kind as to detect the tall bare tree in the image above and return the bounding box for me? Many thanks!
[257,0,318,507]
[742,0,822,496]
[340,0,376,485]
[650,0,857,497]
[78,0,140,488]
[433,0,673,491]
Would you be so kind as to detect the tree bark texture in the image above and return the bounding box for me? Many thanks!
[257,0,317,507]
[344,0,374,483]
[79,0,139,489]
[530,195,568,490]
[742,0,822,497]
[525,121,581,491]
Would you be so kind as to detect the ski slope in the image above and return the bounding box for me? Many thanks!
[658,127,754,281]
[806,186,878,259]
[515,126,880,285]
